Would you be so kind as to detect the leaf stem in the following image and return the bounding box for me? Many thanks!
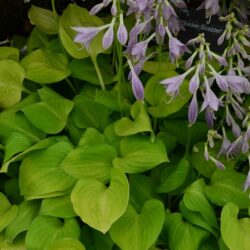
[185,126,191,157]
[51,0,57,19]
[91,56,106,90]
[65,78,78,94]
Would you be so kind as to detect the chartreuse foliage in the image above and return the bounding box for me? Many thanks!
[0,3,249,250]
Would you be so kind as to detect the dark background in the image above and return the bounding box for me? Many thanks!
[0,0,102,41]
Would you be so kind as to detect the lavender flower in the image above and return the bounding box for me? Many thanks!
[117,14,128,45]
[131,40,149,61]
[189,69,200,93]
[103,24,114,49]
[201,78,220,112]
[72,26,107,49]
[188,92,198,125]
[169,36,189,63]
[161,73,186,97]
[214,74,229,91]
[205,108,216,128]
[218,128,231,156]
[128,60,144,100]
[198,0,220,17]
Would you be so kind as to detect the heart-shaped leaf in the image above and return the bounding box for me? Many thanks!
[19,141,76,199]
[5,200,40,242]
[78,128,105,147]
[3,132,33,163]
[21,49,71,84]
[0,193,18,232]
[183,179,219,230]
[28,5,58,34]
[72,95,110,131]
[71,168,129,233]
[165,211,210,250]
[205,169,250,208]
[61,143,116,181]
[109,199,165,250]
[0,232,26,250]
[0,47,19,61]
[45,238,86,250]
[113,135,168,173]
[59,4,105,58]
[0,59,25,108]
[221,202,250,250]
[1,136,66,173]
[179,201,219,237]
[114,101,153,136]
[27,28,50,52]
[25,216,80,250]
[40,195,76,219]
[21,87,74,134]
[0,110,45,145]
[157,158,190,193]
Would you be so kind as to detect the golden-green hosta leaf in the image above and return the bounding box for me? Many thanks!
[25,216,80,250]
[0,59,25,108]
[0,47,19,61]
[61,144,116,182]
[28,5,58,34]
[114,101,153,137]
[165,211,210,250]
[45,238,85,250]
[21,49,71,84]
[205,169,250,208]
[59,4,105,58]
[5,200,40,243]
[113,135,168,173]
[221,203,250,250]
[40,195,76,219]
[183,179,219,230]
[109,199,165,250]
[21,87,74,134]
[19,141,76,199]
[71,168,129,233]
[157,158,190,193]
[0,193,18,233]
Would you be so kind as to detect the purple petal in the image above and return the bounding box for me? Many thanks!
[188,93,198,125]
[131,69,144,100]
[102,26,114,49]
[189,73,200,93]
[117,22,128,45]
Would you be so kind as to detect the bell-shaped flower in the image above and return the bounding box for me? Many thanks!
[198,0,220,17]
[161,73,186,97]
[188,92,198,125]
[117,14,128,45]
[169,36,189,62]
[72,26,107,49]
[201,79,220,112]
[103,24,114,49]
[128,60,144,100]
[189,69,200,93]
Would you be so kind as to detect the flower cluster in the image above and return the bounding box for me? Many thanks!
[71,0,250,190]
[72,0,188,100]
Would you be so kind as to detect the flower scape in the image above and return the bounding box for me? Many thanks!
[0,0,250,249]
